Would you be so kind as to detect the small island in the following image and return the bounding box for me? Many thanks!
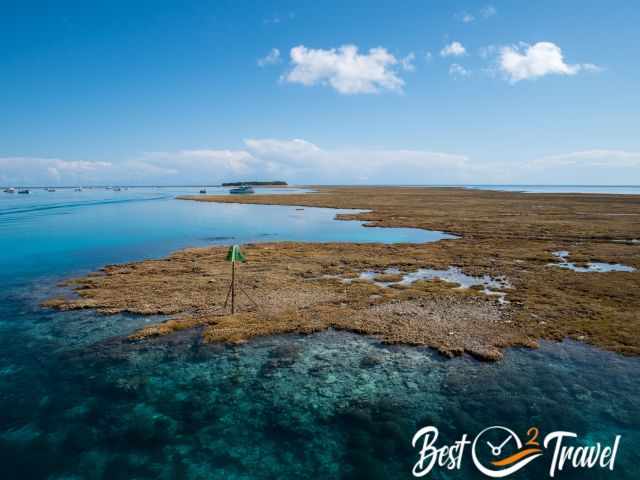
[222,180,288,186]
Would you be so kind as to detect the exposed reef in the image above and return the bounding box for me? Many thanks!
[44,187,640,360]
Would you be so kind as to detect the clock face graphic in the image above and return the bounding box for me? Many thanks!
[471,426,543,478]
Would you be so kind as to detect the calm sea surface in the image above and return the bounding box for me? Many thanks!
[0,187,638,479]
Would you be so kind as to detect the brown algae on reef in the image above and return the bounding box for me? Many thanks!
[43,186,640,359]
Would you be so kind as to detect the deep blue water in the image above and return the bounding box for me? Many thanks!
[0,188,638,479]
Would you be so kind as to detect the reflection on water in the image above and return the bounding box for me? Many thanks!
[0,188,638,478]
[0,187,453,285]
[549,251,636,273]
[331,267,511,303]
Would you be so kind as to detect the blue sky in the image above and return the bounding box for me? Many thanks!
[1,0,639,185]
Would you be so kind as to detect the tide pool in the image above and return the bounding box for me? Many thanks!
[0,188,638,479]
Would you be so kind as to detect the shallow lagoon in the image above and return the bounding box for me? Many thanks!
[0,187,451,285]
[1,188,639,479]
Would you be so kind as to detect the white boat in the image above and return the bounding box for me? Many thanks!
[3,187,16,193]
[229,185,255,194]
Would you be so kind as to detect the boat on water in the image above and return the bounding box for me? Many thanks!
[18,189,30,194]
[74,188,82,192]
[112,187,122,192]
[46,188,56,192]
[229,185,255,194]
[200,188,207,194]
[3,187,16,193]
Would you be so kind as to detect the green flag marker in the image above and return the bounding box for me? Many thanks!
[226,245,246,263]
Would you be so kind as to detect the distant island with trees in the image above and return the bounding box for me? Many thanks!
[221,181,287,186]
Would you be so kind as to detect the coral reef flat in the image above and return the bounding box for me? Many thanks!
[45,186,640,359]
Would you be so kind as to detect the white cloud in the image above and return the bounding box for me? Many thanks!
[0,157,113,186]
[582,63,603,73]
[244,138,321,158]
[400,52,416,71]
[517,150,640,184]
[499,42,599,82]
[142,149,259,177]
[440,41,466,57]
[5,146,639,187]
[257,48,281,67]
[425,51,433,62]
[241,139,471,183]
[460,12,475,23]
[0,141,472,186]
[284,44,405,94]
[528,150,640,168]
[480,5,497,19]
[458,6,495,23]
[449,63,470,78]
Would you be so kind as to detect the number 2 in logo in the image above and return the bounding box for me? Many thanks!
[526,427,540,447]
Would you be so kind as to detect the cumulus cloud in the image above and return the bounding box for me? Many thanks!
[440,41,466,57]
[284,44,405,94]
[257,48,281,67]
[449,63,470,78]
[499,42,599,82]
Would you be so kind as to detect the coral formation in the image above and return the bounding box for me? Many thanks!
[43,187,640,359]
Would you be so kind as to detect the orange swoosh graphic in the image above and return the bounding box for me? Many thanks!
[491,448,542,467]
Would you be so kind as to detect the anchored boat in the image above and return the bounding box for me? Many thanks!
[229,185,255,194]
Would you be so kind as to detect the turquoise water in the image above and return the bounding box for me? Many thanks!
[0,187,449,285]
[1,188,638,479]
